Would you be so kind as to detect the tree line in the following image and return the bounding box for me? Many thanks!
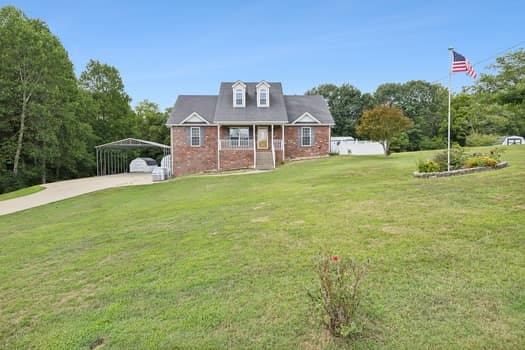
[0,6,169,193]
[1,5,524,192]
[307,50,525,153]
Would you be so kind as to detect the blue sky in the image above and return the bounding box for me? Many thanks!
[3,0,524,109]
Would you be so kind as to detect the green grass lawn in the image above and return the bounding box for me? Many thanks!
[0,185,44,201]
[1,146,524,349]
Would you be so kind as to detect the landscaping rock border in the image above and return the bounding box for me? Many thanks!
[413,161,508,178]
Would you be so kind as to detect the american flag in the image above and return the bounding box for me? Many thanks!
[452,51,477,78]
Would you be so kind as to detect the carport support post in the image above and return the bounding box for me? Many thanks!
[96,148,99,176]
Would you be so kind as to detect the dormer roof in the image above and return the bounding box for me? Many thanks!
[256,80,271,89]
[232,80,247,89]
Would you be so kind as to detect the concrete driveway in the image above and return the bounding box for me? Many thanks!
[0,173,153,216]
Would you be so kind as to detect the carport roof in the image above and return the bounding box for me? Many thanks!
[95,138,170,149]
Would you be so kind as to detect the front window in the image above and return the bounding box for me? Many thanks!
[229,127,250,147]
[235,89,244,107]
[191,127,201,146]
[259,89,268,106]
[301,127,312,147]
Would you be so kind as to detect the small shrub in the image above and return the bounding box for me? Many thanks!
[464,156,498,169]
[417,160,440,173]
[485,147,505,162]
[432,145,467,171]
[309,254,369,338]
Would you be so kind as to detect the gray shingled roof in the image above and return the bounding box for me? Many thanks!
[166,95,217,125]
[213,82,288,123]
[284,95,334,124]
[166,82,334,125]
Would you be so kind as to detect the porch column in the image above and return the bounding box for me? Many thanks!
[253,124,256,169]
[271,124,275,168]
[282,124,285,161]
[217,125,221,171]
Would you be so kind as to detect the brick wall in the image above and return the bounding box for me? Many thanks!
[284,126,330,160]
[171,125,331,176]
[220,150,254,170]
[172,126,218,176]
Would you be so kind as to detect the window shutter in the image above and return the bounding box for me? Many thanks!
[312,128,316,145]
[199,127,203,146]
[298,127,302,146]
[186,127,191,145]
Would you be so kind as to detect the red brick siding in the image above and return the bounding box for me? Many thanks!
[171,125,331,176]
[220,150,254,170]
[284,126,330,160]
[172,126,218,176]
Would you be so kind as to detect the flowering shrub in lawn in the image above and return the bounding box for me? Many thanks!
[309,254,369,338]
[417,146,504,173]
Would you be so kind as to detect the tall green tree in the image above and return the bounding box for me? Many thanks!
[79,60,138,144]
[469,49,525,136]
[356,106,413,156]
[306,84,373,137]
[0,6,85,185]
[374,81,448,150]
[135,100,170,145]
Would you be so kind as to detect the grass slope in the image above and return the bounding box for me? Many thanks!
[0,147,524,349]
[0,185,44,201]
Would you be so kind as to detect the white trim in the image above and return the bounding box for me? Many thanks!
[300,127,313,147]
[256,80,271,89]
[170,127,174,175]
[190,127,201,147]
[232,81,246,108]
[256,81,271,108]
[257,87,269,108]
[257,126,269,149]
[214,121,287,125]
[180,112,210,125]
[291,112,321,124]
[234,88,245,108]
[232,80,247,89]
[253,124,256,169]
[281,125,285,161]
[271,125,275,168]
[217,125,220,171]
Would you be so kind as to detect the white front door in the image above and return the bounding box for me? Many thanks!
[257,127,268,149]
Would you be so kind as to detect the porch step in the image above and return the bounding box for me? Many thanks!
[256,152,274,170]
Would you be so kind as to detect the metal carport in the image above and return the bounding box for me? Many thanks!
[95,138,170,176]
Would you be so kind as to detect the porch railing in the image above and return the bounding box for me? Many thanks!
[220,138,253,150]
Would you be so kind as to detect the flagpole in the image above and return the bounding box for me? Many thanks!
[447,47,454,172]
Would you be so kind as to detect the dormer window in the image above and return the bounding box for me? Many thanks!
[235,89,244,106]
[256,80,271,108]
[232,80,246,108]
[259,88,268,107]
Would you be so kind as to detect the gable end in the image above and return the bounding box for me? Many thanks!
[291,112,321,124]
[180,112,210,125]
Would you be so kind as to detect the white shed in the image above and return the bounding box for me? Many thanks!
[129,157,157,173]
[502,135,525,145]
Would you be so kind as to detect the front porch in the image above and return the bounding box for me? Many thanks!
[217,125,284,171]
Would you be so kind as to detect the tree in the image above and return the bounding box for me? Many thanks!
[0,6,83,184]
[468,49,525,136]
[356,106,413,156]
[135,100,169,145]
[79,59,138,144]
[306,84,373,136]
[374,80,448,151]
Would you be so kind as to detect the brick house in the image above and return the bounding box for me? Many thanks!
[166,81,334,176]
